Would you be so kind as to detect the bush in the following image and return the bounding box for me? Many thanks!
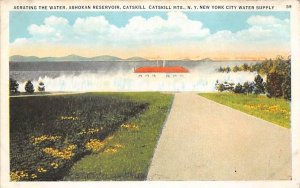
[10,78,19,93]
[243,82,254,94]
[217,83,225,92]
[233,83,243,93]
[25,80,34,93]
[38,82,45,92]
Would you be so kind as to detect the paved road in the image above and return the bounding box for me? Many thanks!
[147,93,291,180]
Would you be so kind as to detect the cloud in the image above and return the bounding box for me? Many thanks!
[12,12,210,46]
[239,15,289,41]
[26,16,71,43]
[10,13,290,58]
[247,15,289,27]
[206,15,290,45]
[73,16,118,36]
[121,12,210,45]
[44,16,69,26]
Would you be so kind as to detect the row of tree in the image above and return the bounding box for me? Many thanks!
[217,63,262,73]
[217,56,290,76]
[215,74,265,94]
[216,72,291,100]
[10,78,45,94]
[215,56,291,101]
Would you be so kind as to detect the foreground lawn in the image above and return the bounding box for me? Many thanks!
[10,92,173,181]
[199,93,290,128]
[64,92,173,180]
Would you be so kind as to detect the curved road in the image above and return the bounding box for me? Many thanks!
[147,93,291,180]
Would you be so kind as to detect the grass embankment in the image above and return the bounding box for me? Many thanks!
[199,93,290,128]
[65,92,173,180]
[10,92,173,181]
[10,92,52,96]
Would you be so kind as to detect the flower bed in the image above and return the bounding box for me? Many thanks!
[10,94,148,181]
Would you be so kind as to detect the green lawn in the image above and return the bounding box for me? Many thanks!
[64,92,174,180]
[199,93,290,128]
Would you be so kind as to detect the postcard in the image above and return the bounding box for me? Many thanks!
[1,0,300,188]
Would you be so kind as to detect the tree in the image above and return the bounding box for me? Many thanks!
[25,80,34,93]
[243,81,254,94]
[217,67,225,72]
[217,83,225,92]
[281,58,291,100]
[225,66,231,73]
[232,65,239,72]
[215,80,219,90]
[38,81,45,92]
[266,72,284,98]
[234,83,243,94]
[242,63,250,71]
[9,78,19,93]
[282,74,291,100]
[253,74,265,94]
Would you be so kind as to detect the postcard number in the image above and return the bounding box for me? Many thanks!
[286,5,292,9]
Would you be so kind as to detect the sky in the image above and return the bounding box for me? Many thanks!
[9,11,290,60]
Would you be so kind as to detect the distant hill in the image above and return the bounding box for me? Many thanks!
[199,58,213,62]
[10,55,41,62]
[9,55,213,62]
[125,57,148,61]
[9,55,147,62]
[89,55,123,61]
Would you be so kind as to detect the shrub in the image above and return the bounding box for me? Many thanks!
[234,83,243,93]
[243,82,254,94]
[38,82,45,92]
[25,80,34,93]
[10,78,19,93]
[215,80,225,92]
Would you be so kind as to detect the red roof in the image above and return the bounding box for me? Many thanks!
[134,66,189,73]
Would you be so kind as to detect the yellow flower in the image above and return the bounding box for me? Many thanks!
[79,128,100,135]
[244,104,289,115]
[51,162,59,169]
[60,116,79,121]
[42,144,76,159]
[104,148,118,154]
[37,167,47,173]
[104,144,124,154]
[32,135,61,145]
[114,144,125,148]
[85,139,105,152]
[121,123,139,130]
[31,174,37,179]
[10,171,29,181]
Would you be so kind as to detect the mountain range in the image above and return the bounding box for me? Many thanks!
[10,55,213,62]
[9,55,149,62]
